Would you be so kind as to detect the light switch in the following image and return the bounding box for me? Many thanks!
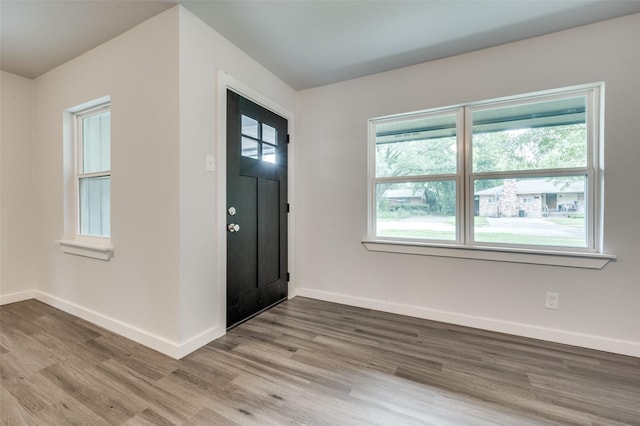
[206,154,215,172]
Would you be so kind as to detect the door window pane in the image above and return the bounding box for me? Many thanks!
[241,116,279,164]
[474,176,587,247]
[262,144,277,164]
[242,137,259,159]
[241,115,259,138]
[262,123,277,145]
[376,181,456,241]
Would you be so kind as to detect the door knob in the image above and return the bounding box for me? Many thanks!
[228,223,240,232]
[228,207,237,216]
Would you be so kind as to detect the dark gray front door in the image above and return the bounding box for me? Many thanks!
[226,90,288,329]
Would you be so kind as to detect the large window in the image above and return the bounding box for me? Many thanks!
[369,85,602,254]
[75,103,111,239]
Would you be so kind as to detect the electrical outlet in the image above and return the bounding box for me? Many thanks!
[545,292,559,310]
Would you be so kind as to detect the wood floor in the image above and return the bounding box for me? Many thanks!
[1,297,639,425]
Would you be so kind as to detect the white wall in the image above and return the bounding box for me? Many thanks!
[1,5,295,358]
[176,8,295,354]
[5,4,637,358]
[295,13,640,356]
[0,71,35,303]
[31,8,182,352]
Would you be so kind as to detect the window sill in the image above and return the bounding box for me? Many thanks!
[57,240,113,261]
[361,240,615,269]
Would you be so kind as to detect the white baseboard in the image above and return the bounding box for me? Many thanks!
[33,291,223,359]
[176,324,226,359]
[296,287,640,358]
[0,290,35,305]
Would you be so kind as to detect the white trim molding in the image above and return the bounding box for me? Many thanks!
[295,288,640,358]
[33,291,224,359]
[57,239,114,261]
[0,290,35,306]
[362,240,615,269]
[177,326,226,359]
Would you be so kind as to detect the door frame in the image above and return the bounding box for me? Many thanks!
[215,70,296,334]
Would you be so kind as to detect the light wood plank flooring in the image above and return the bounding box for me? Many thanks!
[1,297,639,425]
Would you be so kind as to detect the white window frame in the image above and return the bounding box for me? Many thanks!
[364,84,614,269]
[74,103,111,243]
[58,98,113,260]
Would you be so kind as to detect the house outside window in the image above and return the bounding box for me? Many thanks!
[368,84,603,254]
[520,196,533,205]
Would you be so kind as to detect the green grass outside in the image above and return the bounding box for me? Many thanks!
[473,217,489,226]
[377,214,586,247]
[378,228,585,247]
[473,232,585,247]
[377,211,413,221]
[543,217,585,228]
[379,215,488,225]
[377,229,456,240]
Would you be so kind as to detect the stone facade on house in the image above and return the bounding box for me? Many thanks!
[475,178,584,218]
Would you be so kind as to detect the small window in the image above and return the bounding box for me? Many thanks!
[241,114,278,164]
[75,103,111,239]
[369,84,603,254]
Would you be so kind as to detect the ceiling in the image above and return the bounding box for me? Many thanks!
[2,0,640,90]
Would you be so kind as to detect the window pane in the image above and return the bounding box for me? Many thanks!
[375,113,457,177]
[262,143,277,164]
[262,123,277,145]
[376,181,456,241]
[241,115,259,138]
[472,96,587,173]
[241,137,259,159]
[474,176,586,247]
[82,111,110,173]
[79,176,110,237]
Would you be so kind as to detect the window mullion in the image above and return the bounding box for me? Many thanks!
[74,114,83,237]
[78,171,110,179]
[375,174,459,185]
[459,106,468,245]
[586,168,596,251]
[470,168,591,181]
[588,87,601,252]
